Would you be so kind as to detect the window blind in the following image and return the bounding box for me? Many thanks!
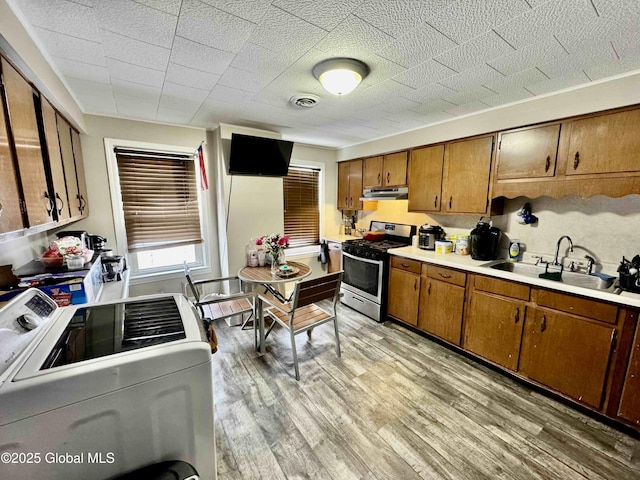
[283,166,320,248]
[115,148,202,252]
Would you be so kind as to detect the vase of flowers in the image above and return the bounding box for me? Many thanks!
[256,234,290,273]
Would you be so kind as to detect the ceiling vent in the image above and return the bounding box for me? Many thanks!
[289,94,320,108]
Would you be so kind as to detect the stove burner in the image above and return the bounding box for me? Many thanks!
[343,239,409,251]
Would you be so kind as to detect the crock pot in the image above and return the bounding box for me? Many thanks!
[418,224,445,250]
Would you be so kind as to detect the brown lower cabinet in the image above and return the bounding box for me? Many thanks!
[418,278,464,344]
[463,291,526,371]
[618,317,640,424]
[387,267,420,326]
[519,309,616,409]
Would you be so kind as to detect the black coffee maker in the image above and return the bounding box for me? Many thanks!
[470,217,502,260]
[87,234,108,252]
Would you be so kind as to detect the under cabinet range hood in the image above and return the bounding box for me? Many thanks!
[360,187,408,201]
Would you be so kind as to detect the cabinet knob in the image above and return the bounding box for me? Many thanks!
[573,152,580,170]
[540,314,547,333]
[513,307,520,323]
[545,156,550,172]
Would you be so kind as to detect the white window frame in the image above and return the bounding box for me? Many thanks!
[285,160,325,257]
[104,138,211,280]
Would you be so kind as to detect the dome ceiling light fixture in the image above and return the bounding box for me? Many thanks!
[312,58,369,96]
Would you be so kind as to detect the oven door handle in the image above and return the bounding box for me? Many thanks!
[342,251,384,265]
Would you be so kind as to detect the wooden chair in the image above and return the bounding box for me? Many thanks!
[258,272,343,380]
[183,262,255,333]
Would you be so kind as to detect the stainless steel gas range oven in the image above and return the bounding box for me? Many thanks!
[341,221,416,322]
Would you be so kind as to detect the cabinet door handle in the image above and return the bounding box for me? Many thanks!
[77,194,86,214]
[345,196,348,207]
[387,172,390,183]
[573,152,580,170]
[401,263,410,267]
[55,193,64,215]
[438,272,451,279]
[449,196,452,209]
[513,307,520,324]
[545,155,550,172]
[377,172,381,184]
[44,191,54,216]
[434,195,438,208]
[413,278,417,291]
[0,201,3,215]
[427,282,431,295]
[349,196,352,207]
[540,314,547,333]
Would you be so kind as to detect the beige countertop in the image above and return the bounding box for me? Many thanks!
[389,246,640,309]
[322,234,360,243]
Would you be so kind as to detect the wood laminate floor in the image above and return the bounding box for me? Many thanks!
[211,302,640,480]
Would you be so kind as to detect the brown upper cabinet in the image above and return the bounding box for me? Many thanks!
[496,123,561,180]
[442,135,495,214]
[0,85,23,234]
[71,128,89,217]
[566,108,640,176]
[408,144,444,212]
[1,57,53,228]
[337,159,363,210]
[363,151,408,188]
[57,115,88,218]
[40,97,70,222]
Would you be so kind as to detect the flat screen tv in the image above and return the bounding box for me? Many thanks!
[228,133,294,177]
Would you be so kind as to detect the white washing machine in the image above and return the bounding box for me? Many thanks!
[0,289,216,479]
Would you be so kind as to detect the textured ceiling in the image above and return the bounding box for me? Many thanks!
[8,0,640,148]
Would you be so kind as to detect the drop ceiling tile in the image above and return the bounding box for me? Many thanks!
[65,76,113,97]
[161,81,210,102]
[379,23,457,68]
[208,85,255,104]
[393,60,457,89]
[199,0,272,23]
[434,31,515,73]
[166,63,221,90]
[169,36,235,75]
[272,0,362,30]
[481,87,534,107]
[592,0,640,19]
[537,42,617,78]
[525,71,590,95]
[70,0,95,6]
[101,30,170,71]
[314,14,394,57]
[134,0,182,16]
[444,100,491,117]
[106,57,166,87]
[442,86,495,106]
[230,43,295,75]
[32,27,106,66]
[439,64,505,92]
[425,0,530,44]
[483,67,548,93]
[156,107,198,124]
[494,0,598,50]
[249,6,328,58]
[399,81,457,104]
[414,110,456,126]
[176,0,255,53]
[217,67,278,93]
[16,0,99,40]
[76,93,118,115]
[95,0,177,48]
[53,57,111,83]
[410,98,458,116]
[353,0,446,38]
[488,37,567,76]
[111,77,161,98]
[584,56,640,81]
[112,78,161,118]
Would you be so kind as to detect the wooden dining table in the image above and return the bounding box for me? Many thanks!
[237,261,312,353]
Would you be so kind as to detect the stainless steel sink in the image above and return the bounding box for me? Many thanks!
[488,261,616,291]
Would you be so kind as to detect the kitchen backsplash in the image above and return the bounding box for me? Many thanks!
[355,195,640,267]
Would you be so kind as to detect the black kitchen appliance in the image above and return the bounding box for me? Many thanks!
[101,255,127,282]
[86,234,107,252]
[618,255,640,293]
[341,221,416,322]
[418,224,445,250]
[470,217,502,260]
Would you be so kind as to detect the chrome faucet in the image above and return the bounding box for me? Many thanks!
[553,235,574,266]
